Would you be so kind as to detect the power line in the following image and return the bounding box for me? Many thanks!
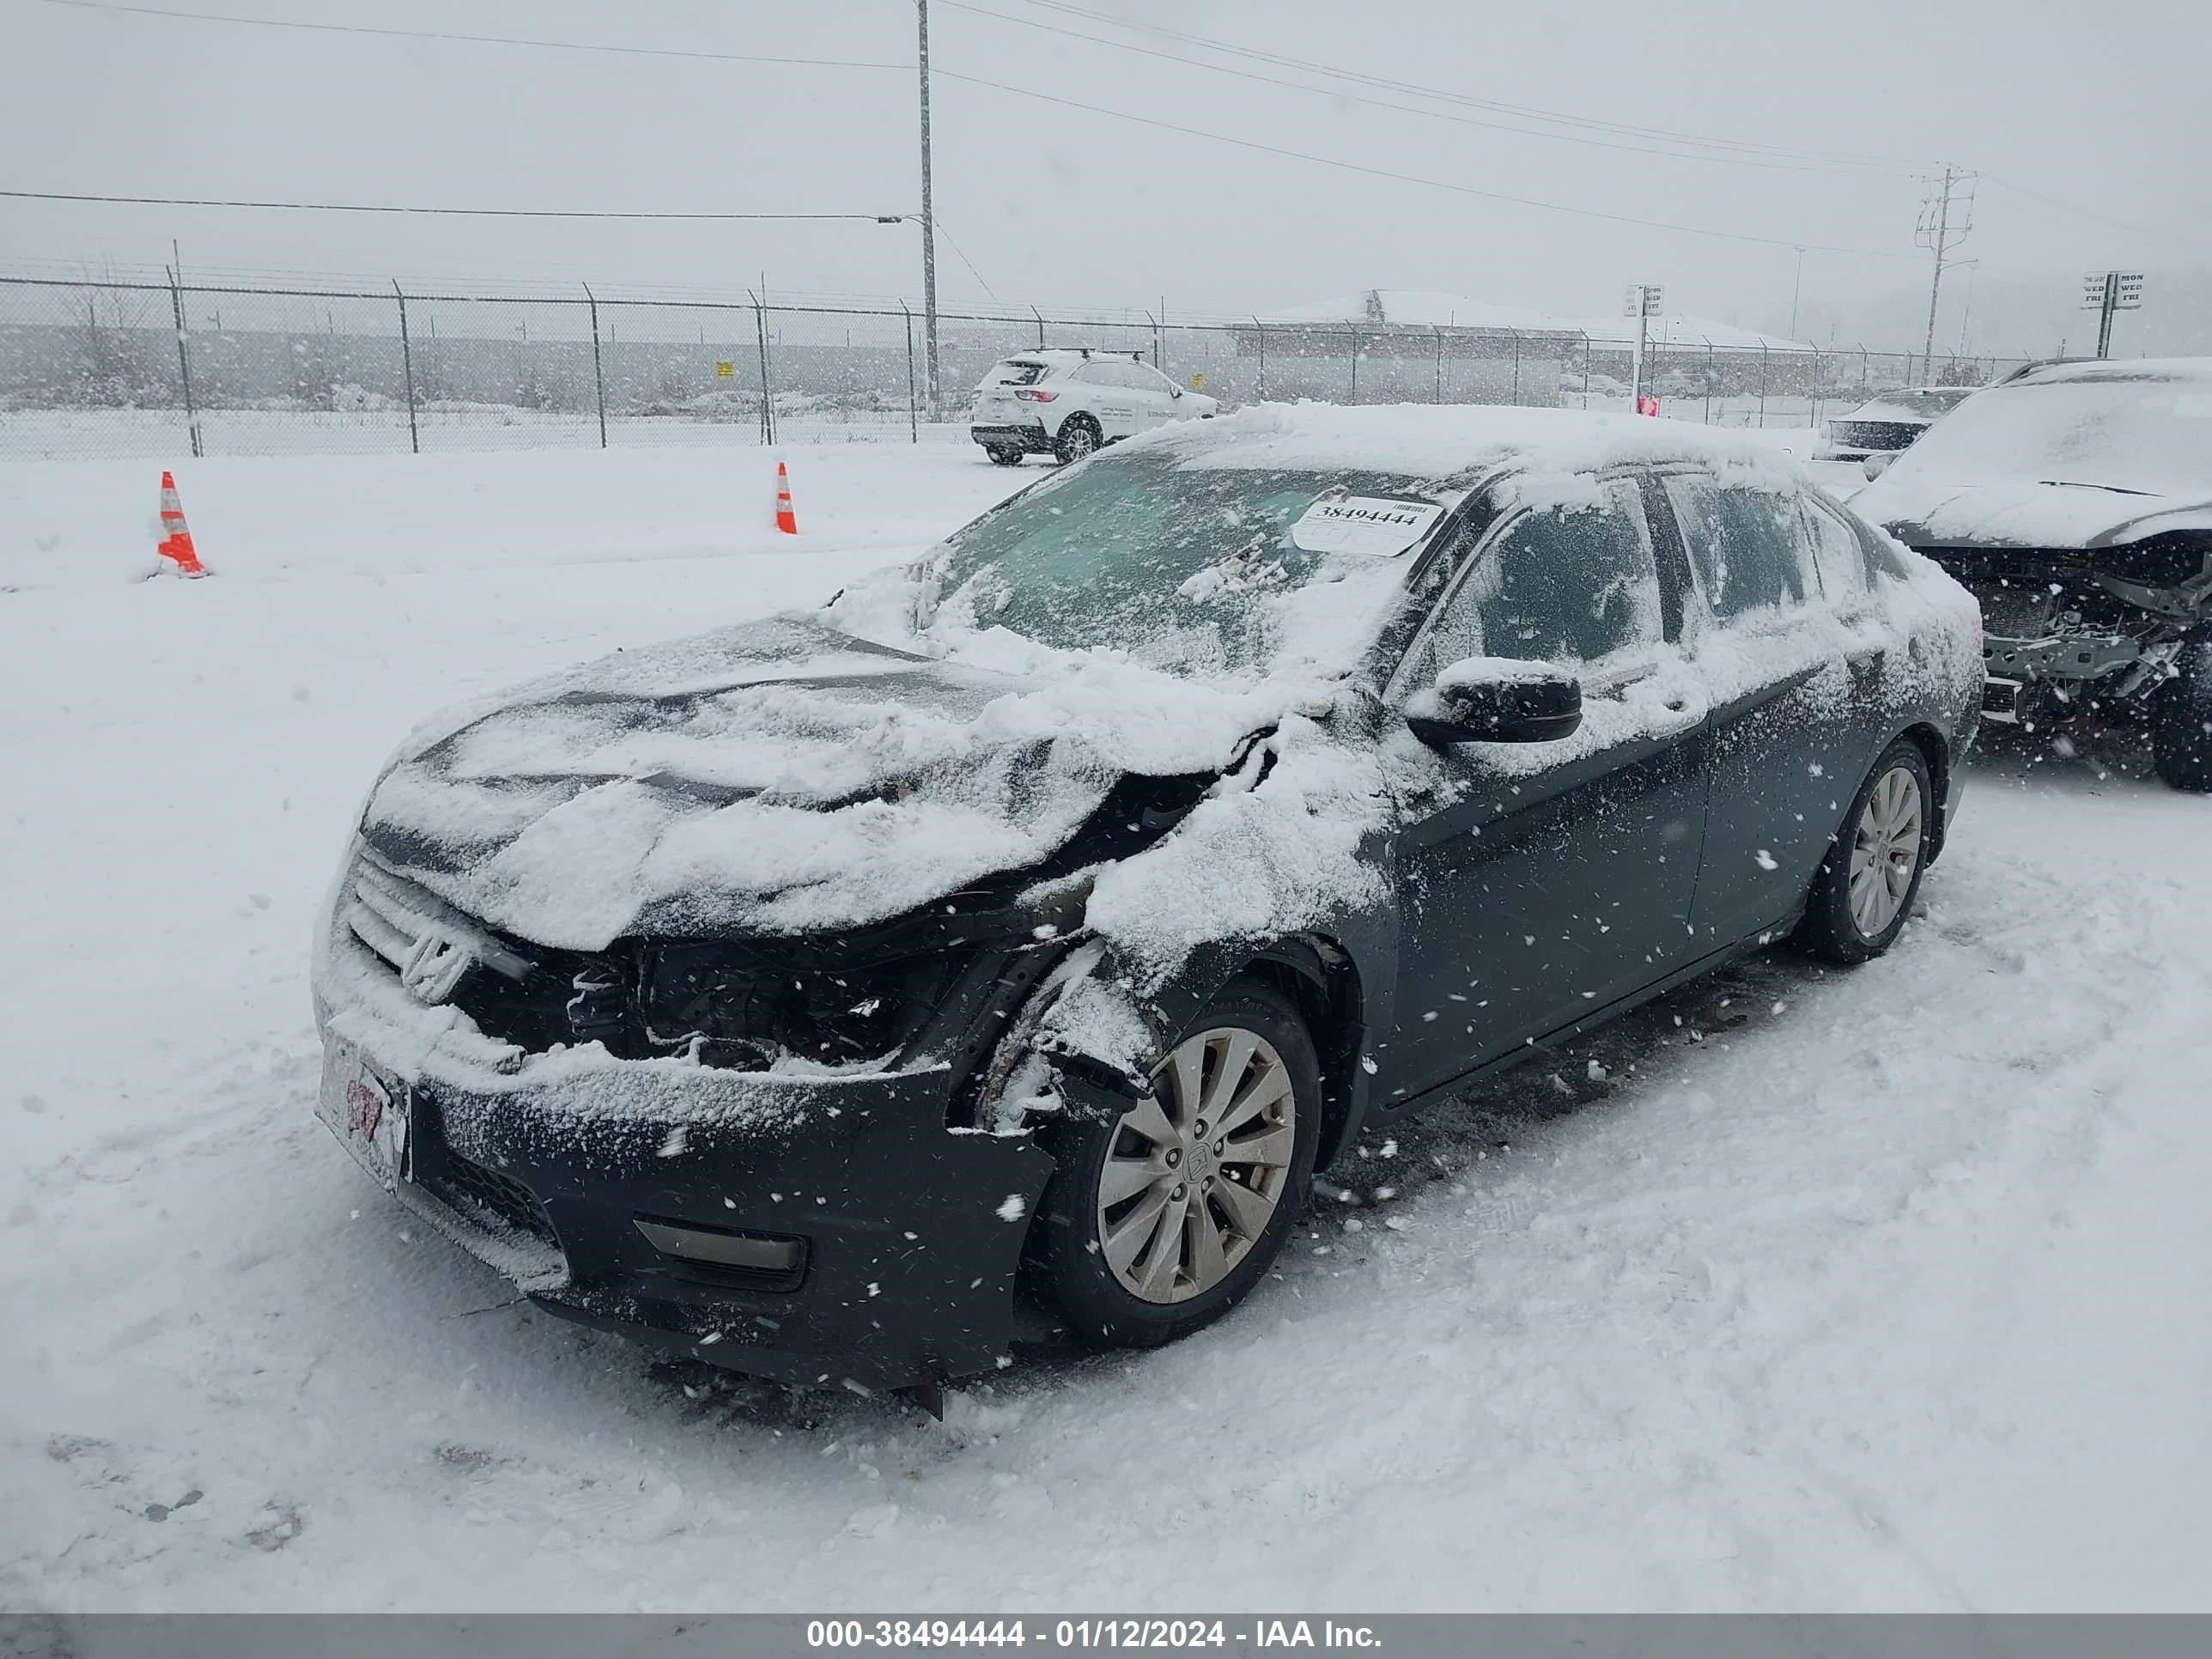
[0,189,908,222]
[1018,0,1923,173]
[21,0,1911,258]
[1978,173,2211,252]
[942,0,1920,179]
[29,0,908,72]
[927,69,1920,258]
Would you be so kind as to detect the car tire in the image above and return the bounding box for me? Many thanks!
[984,445,1024,467]
[1796,738,1936,963]
[2151,630,2212,793]
[1054,416,1102,465]
[1032,976,1321,1349]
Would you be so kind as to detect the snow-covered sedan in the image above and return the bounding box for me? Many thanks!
[1854,356,2212,789]
[1828,385,1978,466]
[313,406,1983,1400]
[969,349,1218,466]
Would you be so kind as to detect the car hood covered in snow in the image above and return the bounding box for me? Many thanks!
[356,612,1297,952]
[1854,477,2212,550]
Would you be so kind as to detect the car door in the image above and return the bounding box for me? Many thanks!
[1078,363,1139,440]
[1376,473,1710,1107]
[1654,472,1861,951]
[1129,362,1183,429]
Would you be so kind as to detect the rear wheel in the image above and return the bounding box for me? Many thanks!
[2152,631,2212,792]
[1034,977,1319,1348]
[1796,738,1935,963]
[1054,416,1101,465]
[984,445,1024,467]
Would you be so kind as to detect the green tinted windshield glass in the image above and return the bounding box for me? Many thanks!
[936,455,1445,671]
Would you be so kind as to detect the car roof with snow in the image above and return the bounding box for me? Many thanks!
[994,349,1148,366]
[2000,356,2212,390]
[1115,401,1809,487]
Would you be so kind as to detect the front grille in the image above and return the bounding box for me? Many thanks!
[345,855,536,1004]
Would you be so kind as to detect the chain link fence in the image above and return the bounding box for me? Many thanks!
[0,272,2035,464]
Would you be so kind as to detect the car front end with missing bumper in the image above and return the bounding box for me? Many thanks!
[313,846,1084,1393]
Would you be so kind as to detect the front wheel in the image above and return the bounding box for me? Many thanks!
[2152,632,2212,792]
[1053,416,1101,465]
[1796,738,1936,963]
[1033,977,1320,1348]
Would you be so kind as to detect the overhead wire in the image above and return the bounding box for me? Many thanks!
[1015,0,1923,172]
[940,0,1924,178]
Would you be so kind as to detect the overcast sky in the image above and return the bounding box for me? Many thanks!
[3,0,2209,350]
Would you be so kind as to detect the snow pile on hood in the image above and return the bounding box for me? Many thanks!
[358,611,1322,951]
[1854,358,2212,546]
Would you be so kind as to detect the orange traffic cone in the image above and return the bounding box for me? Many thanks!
[774,459,799,535]
[155,471,207,577]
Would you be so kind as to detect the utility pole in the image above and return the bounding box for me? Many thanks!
[1788,246,1806,340]
[916,0,941,422]
[1916,166,1975,378]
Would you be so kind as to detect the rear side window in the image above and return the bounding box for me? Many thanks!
[987,360,1047,386]
[1413,480,1662,675]
[1797,494,1869,604]
[1663,477,1814,618]
[1851,514,1917,582]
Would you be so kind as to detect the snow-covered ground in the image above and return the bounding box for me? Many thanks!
[3,437,2208,1613]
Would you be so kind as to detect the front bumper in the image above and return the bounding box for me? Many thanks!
[971,421,1052,454]
[316,936,1055,1393]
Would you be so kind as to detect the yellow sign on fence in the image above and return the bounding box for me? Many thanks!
[1188,373,1206,390]
[714,362,735,378]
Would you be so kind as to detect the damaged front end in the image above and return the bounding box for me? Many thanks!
[1919,531,2212,727]
[312,768,1227,1393]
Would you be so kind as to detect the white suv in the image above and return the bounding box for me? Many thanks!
[969,349,1220,465]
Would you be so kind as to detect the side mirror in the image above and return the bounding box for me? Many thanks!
[1406,662,1583,745]
[1862,453,1893,481]
[1170,386,1183,398]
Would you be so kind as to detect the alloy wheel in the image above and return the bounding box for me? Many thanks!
[1096,1028,1298,1304]
[1846,763,1923,938]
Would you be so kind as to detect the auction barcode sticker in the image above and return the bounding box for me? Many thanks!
[1289,495,1443,556]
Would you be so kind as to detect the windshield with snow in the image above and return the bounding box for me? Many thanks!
[1884,374,2212,496]
[934,454,1448,673]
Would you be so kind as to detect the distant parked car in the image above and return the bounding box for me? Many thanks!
[313,405,1983,1398]
[1853,356,2212,790]
[1827,386,1978,465]
[969,349,1218,465]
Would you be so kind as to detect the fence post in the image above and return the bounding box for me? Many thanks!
[1253,319,1267,402]
[1582,331,1592,407]
[750,291,775,447]
[1510,330,1522,406]
[1703,342,1716,425]
[1756,344,1769,428]
[166,264,203,459]
[1347,326,1359,404]
[903,303,919,443]
[1434,325,1443,404]
[1808,349,1820,428]
[1030,305,1045,349]
[580,283,607,449]
[392,280,419,454]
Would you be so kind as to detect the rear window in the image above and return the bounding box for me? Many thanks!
[982,360,1047,387]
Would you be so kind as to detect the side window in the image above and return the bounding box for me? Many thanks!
[1072,364,1109,386]
[1411,479,1662,680]
[1798,494,1869,605]
[1663,477,1814,618]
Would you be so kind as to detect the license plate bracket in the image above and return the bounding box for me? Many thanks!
[316,1043,411,1190]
